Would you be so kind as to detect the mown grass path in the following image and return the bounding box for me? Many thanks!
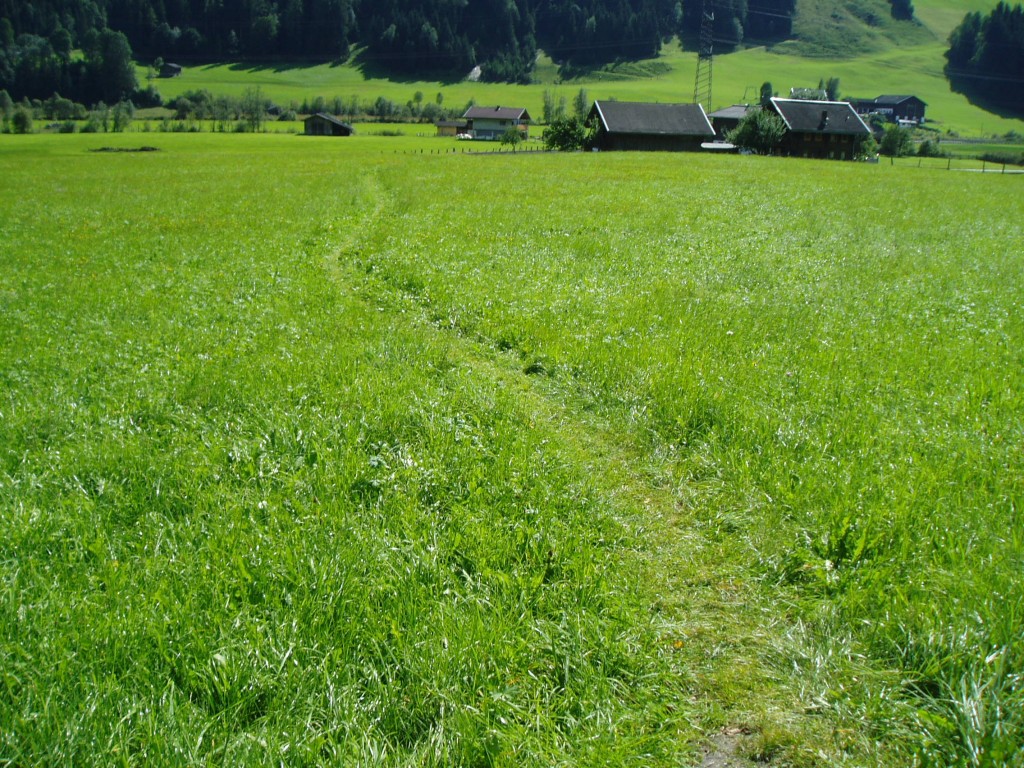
[326,159,837,761]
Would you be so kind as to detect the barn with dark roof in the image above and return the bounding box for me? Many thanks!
[587,101,715,152]
[304,113,354,137]
[768,98,871,160]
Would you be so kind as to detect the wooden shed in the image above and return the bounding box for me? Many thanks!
[304,113,354,137]
[435,120,468,137]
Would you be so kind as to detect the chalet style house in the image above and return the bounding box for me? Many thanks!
[462,106,531,140]
[851,95,927,124]
[768,98,871,160]
[587,101,715,151]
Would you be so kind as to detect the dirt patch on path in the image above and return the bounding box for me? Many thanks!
[700,727,758,768]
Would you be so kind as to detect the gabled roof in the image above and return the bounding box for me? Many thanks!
[590,101,715,137]
[305,112,351,128]
[708,104,756,120]
[769,98,871,136]
[874,95,926,106]
[463,106,530,121]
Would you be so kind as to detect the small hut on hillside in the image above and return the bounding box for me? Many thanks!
[304,113,354,137]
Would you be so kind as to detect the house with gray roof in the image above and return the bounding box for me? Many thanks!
[768,98,871,160]
[462,106,531,140]
[851,95,927,124]
[587,101,715,151]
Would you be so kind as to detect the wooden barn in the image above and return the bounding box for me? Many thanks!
[768,98,871,161]
[303,113,354,137]
[587,101,715,151]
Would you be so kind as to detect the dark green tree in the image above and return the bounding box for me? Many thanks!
[500,125,524,149]
[727,109,786,154]
[825,77,841,101]
[240,86,267,131]
[890,0,914,20]
[543,116,588,150]
[573,88,589,120]
[0,89,13,120]
[945,4,1024,114]
[82,30,138,104]
[11,105,33,133]
[759,82,774,108]
[878,124,913,156]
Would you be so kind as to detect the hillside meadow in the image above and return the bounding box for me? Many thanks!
[138,0,1024,139]
[1,132,1022,766]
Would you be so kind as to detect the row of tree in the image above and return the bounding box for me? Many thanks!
[0,24,145,104]
[2,0,802,100]
[945,2,1024,115]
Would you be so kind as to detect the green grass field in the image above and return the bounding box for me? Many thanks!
[1,132,1022,766]
[138,0,1024,139]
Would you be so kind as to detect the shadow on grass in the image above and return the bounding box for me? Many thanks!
[350,48,468,86]
[223,58,346,74]
[946,70,1024,123]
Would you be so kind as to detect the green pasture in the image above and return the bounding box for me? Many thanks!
[1,132,1022,766]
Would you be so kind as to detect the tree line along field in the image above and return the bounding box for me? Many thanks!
[1,132,1022,766]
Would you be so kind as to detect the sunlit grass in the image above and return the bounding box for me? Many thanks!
[1,133,1021,765]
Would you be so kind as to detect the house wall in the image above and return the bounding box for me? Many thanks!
[596,131,705,152]
[471,118,528,140]
[896,99,925,122]
[782,132,859,160]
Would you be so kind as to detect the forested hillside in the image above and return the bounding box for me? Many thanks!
[4,0,1019,117]
[1,0,803,98]
[946,1,1024,114]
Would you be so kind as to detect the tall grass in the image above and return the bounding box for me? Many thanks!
[1,134,1021,765]
[356,150,1024,765]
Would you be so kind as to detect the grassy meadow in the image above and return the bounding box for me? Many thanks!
[1,132,1022,766]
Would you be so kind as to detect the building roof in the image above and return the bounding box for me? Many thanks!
[873,95,926,106]
[304,112,352,128]
[463,106,530,121]
[708,104,755,120]
[769,98,871,136]
[590,101,715,137]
